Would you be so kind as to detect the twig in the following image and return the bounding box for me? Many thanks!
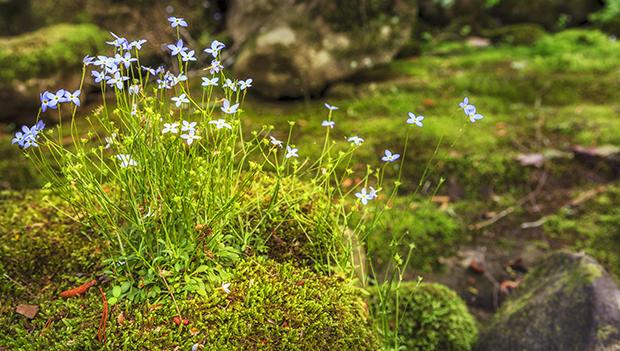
[97,287,108,343]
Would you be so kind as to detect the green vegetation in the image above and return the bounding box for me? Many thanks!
[0,23,107,83]
[544,186,620,279]
[369,282,478,351]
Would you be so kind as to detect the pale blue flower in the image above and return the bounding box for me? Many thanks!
[91,70,109,83]
[407,112,424,127]
[209,119,232,130]
[270,136,283,148]
[201,77,219,87]
[464,104,476,116]
[181,50,197,62]
[321,120,335,128]
[167,39,188,56]
[285,145,298,159]
[106,32,129,49]
[347,136,364,146]
[162,122,179,134]
[107,72,129,89]
[64,90,81,106]
[116,52,137,69]
[459,97,470,109]
[381,149,400,162]
[181,120,197,132]
[238,79,253,90]
[83,55,95,66]
[221,99,239,114]
[141,66,158,76]
[468,113,484,123]
[40,91,56,112]
[116,154,137,167]
[355,187,378,205]
[168,16,188,28]
[129,39,147,50]
[181,130,201,145]
[324,103,338,111]
[128,85,140,95]
[48,89,68,107]
[12,123,42,149]
[204,40,225,57]
[209,60,223,74]
[171,93,190,107]
[223,78,237,92]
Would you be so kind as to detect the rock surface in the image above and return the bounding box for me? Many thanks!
[227,0,417,98]
[476,251,620,351]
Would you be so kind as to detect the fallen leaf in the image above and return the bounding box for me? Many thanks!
[117,311,126,325]
[15,304,39,319]
[468,259,485,274]
[500,280,521,294]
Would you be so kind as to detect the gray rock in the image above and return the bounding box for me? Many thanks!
[227,0,417,98]
[476,251,620,351]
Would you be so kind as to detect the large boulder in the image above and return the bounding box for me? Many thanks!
[476,251,620,351]
[227,0,418,99]
[418,0,603,31]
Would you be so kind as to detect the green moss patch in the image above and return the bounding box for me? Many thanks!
[369,282,478,351]
[0,23,108,83]
[1,258,378,350]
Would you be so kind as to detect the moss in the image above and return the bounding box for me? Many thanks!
[0,23,108,83]
[369,282,478,351]
[1,258,379,350]
[544,185,620,279]
[0,190,105,300]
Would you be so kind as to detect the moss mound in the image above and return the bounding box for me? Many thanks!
[1,258,378,350]
[0,23,107,83]
[370,282,478,351]
[0,191,378,350]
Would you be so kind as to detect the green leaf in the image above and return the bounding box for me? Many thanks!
[112,285,122,298]
[121,281,131,293]
[108,296,118,306]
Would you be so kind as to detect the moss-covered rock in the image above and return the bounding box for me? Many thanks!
[1,257,379,350]
[370,282,478,351]
[228,0,417,98]
[476,252,620,351]
[0,23,107,83]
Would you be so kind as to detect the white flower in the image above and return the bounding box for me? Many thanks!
[221,99,239,114]
[223,78,237,92]
[116,154,137,167]
[324,103,338,111]
[285,145,298,159]
[406,112,424,127]
[181,120,197,132]
[104,132,117,149]
[347,136,364,146]
[238,79,253,90]
[221,282,231,294]
[162,122,179,134]
[171,93,189,108]
[209,119,232,130]
[201,77,219,87]
[270,136,283,148]
[128,84,140,95]
[321,120,335,128]
[180,130,201,146]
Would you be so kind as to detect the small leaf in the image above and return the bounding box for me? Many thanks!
[112,286,122,298]
[121,281,131,293]
[108,297,118,306]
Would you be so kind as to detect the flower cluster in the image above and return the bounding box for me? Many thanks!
[12,121,45,149]
[459,97,484,123]
[40,89,81,112]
